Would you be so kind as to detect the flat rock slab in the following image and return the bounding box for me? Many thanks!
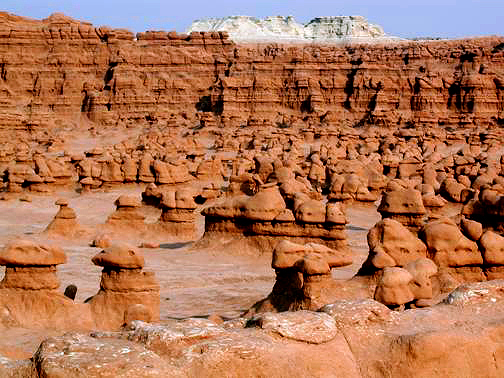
[248,311,338,344]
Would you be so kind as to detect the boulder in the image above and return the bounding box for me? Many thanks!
[374,267,414,307]
[365,218,427,269]
[420,218,482,267]
[480,231,504,265]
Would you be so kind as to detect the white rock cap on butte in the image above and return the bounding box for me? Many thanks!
[187,15,401,43]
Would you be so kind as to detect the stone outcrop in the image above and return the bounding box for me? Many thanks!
[87,244,160,329]
[9,281,504,378]
[248,240,352,313]
[0,240,93,329]
[188,15,392,43]
[360,218,427,273]
[0,12,503,134]
[200,184,349,253]
[44,198,88,238]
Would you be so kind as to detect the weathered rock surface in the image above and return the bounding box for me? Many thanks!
[0,240,93,330]
[0,12,503,134]
[88,244,160,329]
[188,15,392,43]
[248,240,352,313]
[13,281,504,377]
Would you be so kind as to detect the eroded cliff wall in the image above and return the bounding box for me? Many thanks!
[1,11,504,132]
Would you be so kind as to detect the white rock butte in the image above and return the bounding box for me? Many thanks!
[187,15,399,43]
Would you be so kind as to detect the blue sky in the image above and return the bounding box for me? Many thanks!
[1,0,502,38]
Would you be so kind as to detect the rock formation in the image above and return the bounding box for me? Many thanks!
[248,240,352,313]
[158,188,199,239]
[200,184,349,253]
[87,244,160,329]
[188,15,393,43]
[44,198,88,238]
[105,195,146,234]
[0,12,502,134]
[2,281,502,377]
[0,240,93,329]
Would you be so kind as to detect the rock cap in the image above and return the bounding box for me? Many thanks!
[0,239,67,266]
[92,243,145,268]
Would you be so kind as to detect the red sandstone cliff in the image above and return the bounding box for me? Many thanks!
[0,11,503,132]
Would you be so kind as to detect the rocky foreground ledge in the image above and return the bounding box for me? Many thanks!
[0,280,503,377]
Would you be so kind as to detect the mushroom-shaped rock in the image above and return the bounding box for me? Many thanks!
[159,189,198,238]
[45,199,88,238]
[79,176,100,191]
[374,267,415,307]
[88,244,159,329]
[251,240,353,313]
[404,258,438,300]
[115,195,141,208]
[0,240,66,290]
[0,240,93,329]
[0,239,66,266]
[92,244,144,269]
[106,195,146,226]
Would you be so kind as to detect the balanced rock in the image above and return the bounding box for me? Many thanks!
[159,189,198,239]
[0,240,92,329]
[105,195,146,232]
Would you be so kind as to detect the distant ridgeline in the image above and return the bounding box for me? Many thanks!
[187,15,401,43]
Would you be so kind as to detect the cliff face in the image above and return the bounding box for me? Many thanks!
[0,11,504,132]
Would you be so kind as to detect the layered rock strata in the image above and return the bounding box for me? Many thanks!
[201,184,349,253]
[158,188,199,239]
[0,12,503,133]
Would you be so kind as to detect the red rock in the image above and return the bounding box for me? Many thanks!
[91,244,144,269]
[0,239,66,266]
